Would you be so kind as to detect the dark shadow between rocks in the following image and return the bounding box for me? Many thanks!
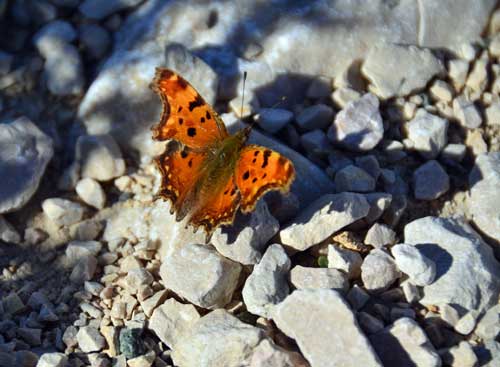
[370,330,418,367]
[415,243,453,282]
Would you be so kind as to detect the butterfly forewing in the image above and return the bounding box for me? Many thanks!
[151,68,228,149]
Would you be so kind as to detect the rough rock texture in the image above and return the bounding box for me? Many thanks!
[0,117,53,213]
[404,217,500,314]
[272,289,383,367]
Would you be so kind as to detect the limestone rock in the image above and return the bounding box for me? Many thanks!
[289,265,348,292]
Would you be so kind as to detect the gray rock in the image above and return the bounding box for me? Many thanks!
[76,326,105,353]
[407,110,448,159]
[42,198,85,226]
[475,304,500,341]
[289,265,348,292]
[79,23,111,59]
[211,201,279,265]
[75,178,106,209]
[255,108,293,134]
[469,153,500,242]
[0,216,21,244]
[454,311,479,335]
[242,244,290,318]
[361,249,400,292]
[0,50,13,75]
[453,95,482,129]
[76,134,126,181]
[355,155,381,181]
[148,298,200,349]
[295,104,334,131]
[0,117,53,214]
[33,20,77,54]
[160,243,241,309]
[392,244,436,286]
[361,43,443,99]
[404,216,500,314]
[440,144,466,162]
[172,310,265,367]
[370,318,441,367]
[347,285,370,311]
[79,0,145,20]
[357,312,385,335]
[439,341,477,367]
[36,353,68,367]
[335,165,376,193]
[306,76,332,98]
[249,339,307,367]
[327,245,363,279]
[327,93,383,151]
[327,150,353,175]
[401,280,421,304]
[364,223,396,248]
[280,193,370,251]
[272,289,383,367]
[300,129,332,154]
[17,327,41,346]
[413,160,450,200]
[363,192,392,224]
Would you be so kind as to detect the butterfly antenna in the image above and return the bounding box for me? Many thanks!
[240,71,247,119]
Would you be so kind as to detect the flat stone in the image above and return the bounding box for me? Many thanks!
[255,108,293,134]
[79,0,145,20]
[361,43,443,99]
[100,326,119,357]
[453,95,482,128]
[335,165,376,193]
[370,318,441,367]
[466,59,488,95]
[127,351,155,367]
[364,223,396,248]
[429,80,454,102]
[361,249,400,293]
[139,290,168,318]
[280,193,369,251]
[42,198,85,226]
[249,339,307,367]
[242,244,291,318]
[327,245,363,279]
[289,265,348,292]
[327,93,383,151]
[76,326,106,353]
[160,243,241,309]
[0,117,53,213]
[407,110,448,159]
[485,103,500,126]
[468,153,500,242]
[149,298,200,349]
[392,244,436,286]
[272,289,382,367]
[76,134,126,182]
[76,178,106,209]
[295,104,334,131]
[332,87,361,108]
[124,268,154,293]
[36,353,68,367]
[172,309,265,367]
[404,216,500,314]
[357,312,385,335]
[413,160,450,200]
[448,59,469,90]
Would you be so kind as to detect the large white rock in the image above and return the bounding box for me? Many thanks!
[361,43,443,99]
[370,318,441,367]
[468,153,500,243]
[148,298,200,349]
[242,244,291,318]
[272,289,382,367]
[392,243,436,286]
[404,217,500,314]
[172,309,265,367]
[160,243,241,309]
[0,117,53,213]
[280,193,370,251]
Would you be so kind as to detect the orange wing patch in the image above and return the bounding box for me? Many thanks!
[190,177,241,237]
[150,68,228,149]
[235,145,295,213]
[154,142,207,221]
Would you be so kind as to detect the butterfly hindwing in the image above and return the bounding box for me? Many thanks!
[235,145,295,213]
[150,68,228,149]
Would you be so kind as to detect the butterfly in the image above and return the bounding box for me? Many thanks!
[150,68,295,239]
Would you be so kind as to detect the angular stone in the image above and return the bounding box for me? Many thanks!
[139,290,168,318]
[475,304,500,341]
[405,217,500,314]
[429,80,454,102]
[249,339,307,367]
[327,245,362,279]
[36,353,68,367]
[0,117,53,214]
[300,129,332,154]
[160,243,241,309]
[42,198,85,226]
[77,326,106,353]
[439,341,477,367]
[327,93,383,151]
[335,165,376,193]
[149,298,200,349]
[407,110,448,159]
[370,318,441,367]
[440,144,466,162]
[255,108,293,134]
[242,244,291,318]
[289,265,348,292]
[453,95,482,128]
[361,43,443,99]
[295,104,334,131]
[448,59,469,90]
[392,244,436,286]
[413,160,450,200]
[364,223,396,248]
[272,289,382,367]
[280,193,369,251]
[76,178,106,209]
[361,249,400,293]
[172,310,265,367]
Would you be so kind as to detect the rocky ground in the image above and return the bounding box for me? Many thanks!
[1,0,500,366]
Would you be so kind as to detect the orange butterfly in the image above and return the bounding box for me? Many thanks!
[150,68,295,239]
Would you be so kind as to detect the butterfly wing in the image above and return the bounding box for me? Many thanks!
[190,177,241,237]
[150,68,228,148]
[235,145,295,213]
[154,141,208,221]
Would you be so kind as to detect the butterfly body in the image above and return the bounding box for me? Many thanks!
[151,68,295,238]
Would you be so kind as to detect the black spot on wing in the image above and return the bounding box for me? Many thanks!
[262,149,272,168]
[243,171,250,180]
[278,156,287,165]
[179,118,183,125]
[200,117,205,123]
[178,77,188,89]
[188,95,204,111]
[180,150,188,158]
[187,127,197,137]
[252,178,257,183]
[206,111,211,120]
[188,159,193,168]
[178,106,183,112]
[254,150,259,157]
